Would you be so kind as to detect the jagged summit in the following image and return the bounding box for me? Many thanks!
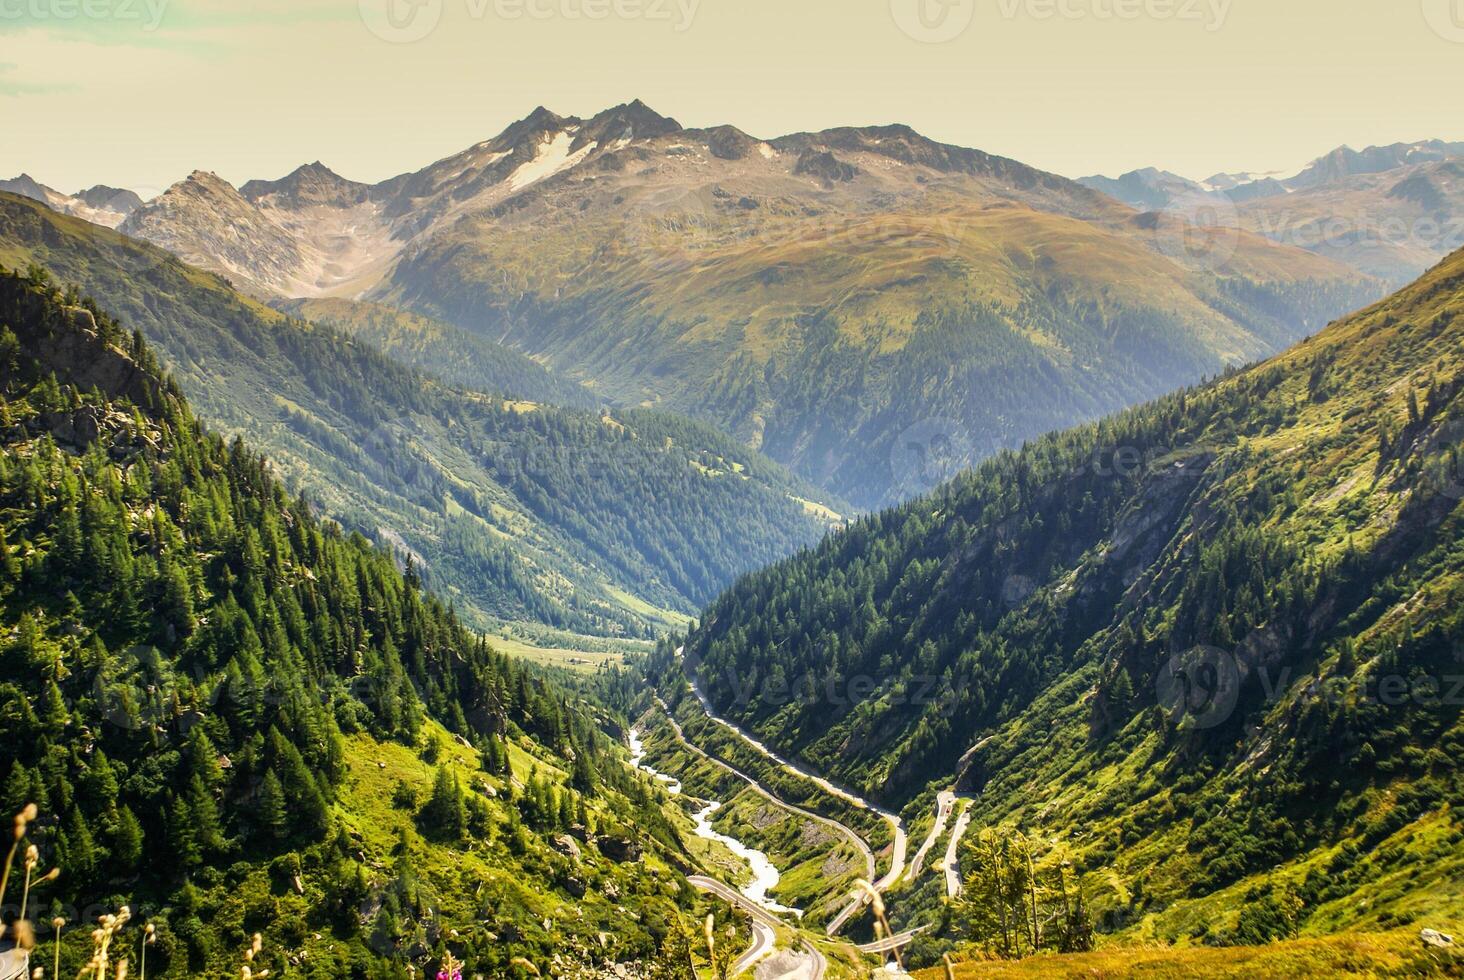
[579,99,683,144]
[2,173,48,198]
[1288,138,1464,189]
[241,160,370,207]
[75,185,144,213]
[493,104,572,147]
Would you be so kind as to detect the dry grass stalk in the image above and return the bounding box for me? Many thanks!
[52,917,65,980]
[1,805,39,922]
[854,879,904,971]
[84,906,131,980]
[139,924,155,980]
[703,913,723,979]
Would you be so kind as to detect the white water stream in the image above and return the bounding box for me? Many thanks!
[628,727,800,916]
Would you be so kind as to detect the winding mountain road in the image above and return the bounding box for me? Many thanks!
[907,790,956,882]
[654,696,876,882]
[678,651,908,888]
[798,940,829,980]
[733,922,777,976]
[673,650,912,938]
[943,804,974,899]
[689,876,827,979]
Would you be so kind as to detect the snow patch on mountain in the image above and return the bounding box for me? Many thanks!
[506,131,595,193]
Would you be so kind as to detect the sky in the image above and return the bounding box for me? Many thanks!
[2,0,1462,195]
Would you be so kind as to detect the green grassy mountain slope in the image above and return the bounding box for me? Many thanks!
[375,119,1381,509]
[673,247,1464,955]
[108,102,1383,510]
[0,191,840,637]
[0,266,731,978]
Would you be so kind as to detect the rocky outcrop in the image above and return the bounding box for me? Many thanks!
[794,149,859,185]
[594,836,642,863]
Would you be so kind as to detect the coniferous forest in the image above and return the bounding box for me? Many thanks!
[4,25,1464,972]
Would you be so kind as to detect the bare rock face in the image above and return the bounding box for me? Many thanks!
[1421,928,1455,949]
[704,125,756,161]
[120,172,309,298]
[2,288,159,415]
[594,836,642,863]
[793,149,859,185]
[0,175,136,228]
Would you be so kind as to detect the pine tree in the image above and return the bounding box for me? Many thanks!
[421,767,467,841]
[61,806,98,882]
[111,804,144,871]
[188,775,225,854]
[0,524,17,582]
[571,745,598,793]
[257,769,289,842]
[167,793,201,869]
[269,730,329,837]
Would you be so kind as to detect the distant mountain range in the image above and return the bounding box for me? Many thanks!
[1081,140,1464,285]
[88,102,1377,508]
[0,173,141,227]
[12,108,1412,507]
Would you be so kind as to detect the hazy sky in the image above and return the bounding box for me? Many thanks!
[3,0,1461,195]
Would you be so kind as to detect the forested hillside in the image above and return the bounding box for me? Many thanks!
[0,266,724,977]
[679,246,1464,947]
[0,192,840,637]
[273,296,601,410]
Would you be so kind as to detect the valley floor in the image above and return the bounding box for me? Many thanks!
[915,929,1463,979]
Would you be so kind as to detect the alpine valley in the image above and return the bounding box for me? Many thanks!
[4,91,1464,980]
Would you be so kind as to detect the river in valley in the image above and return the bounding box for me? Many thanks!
[628,727,800,916]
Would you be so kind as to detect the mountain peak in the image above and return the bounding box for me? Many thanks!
[184,169,233,189]
[0,173,52,203]
[590,99,681,132]
[492,105,572,148]
[241,160,369,206]
[578,100,683,148]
